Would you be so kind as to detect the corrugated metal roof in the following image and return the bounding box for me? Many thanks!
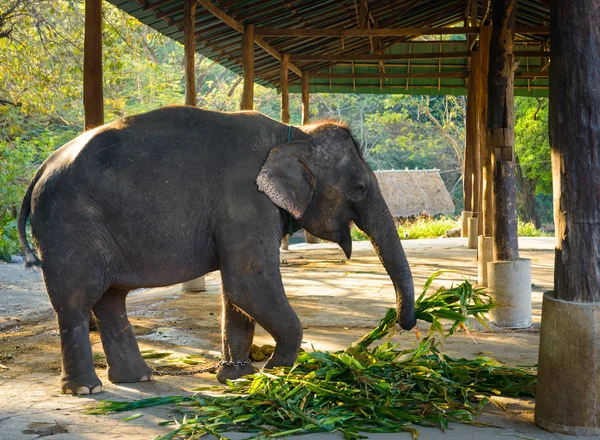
[106,0,550,97]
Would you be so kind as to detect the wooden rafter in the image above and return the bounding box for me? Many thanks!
[197,0,302,76]
[254,26,480,37]
[311,71,468,79]
[308,70,547,79]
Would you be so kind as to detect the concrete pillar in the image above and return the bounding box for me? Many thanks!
[467,216,478,249]
[535,292,600,435]
[487,259,532,328]
[460,211,472,237]
[477,235,493,285]
[181,277,206,292]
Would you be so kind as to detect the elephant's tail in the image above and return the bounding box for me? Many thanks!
[18,171,42,269]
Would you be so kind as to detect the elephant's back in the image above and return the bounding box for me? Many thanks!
[29,107,286,258]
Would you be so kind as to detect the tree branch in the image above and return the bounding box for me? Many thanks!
[422,96,463,167]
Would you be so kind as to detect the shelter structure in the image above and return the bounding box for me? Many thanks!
[80,0,600,435]
[374,170,455,218]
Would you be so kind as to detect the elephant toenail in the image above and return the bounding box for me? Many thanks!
[76,386,91,395]
[90,385,103,394]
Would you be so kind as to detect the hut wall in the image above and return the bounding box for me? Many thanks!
[374,170,455,218]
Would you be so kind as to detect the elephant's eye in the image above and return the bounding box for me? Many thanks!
[348,183,367,200]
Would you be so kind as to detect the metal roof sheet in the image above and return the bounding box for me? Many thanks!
[106,0,550,96]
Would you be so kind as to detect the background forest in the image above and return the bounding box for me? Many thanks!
[0,0,552,260]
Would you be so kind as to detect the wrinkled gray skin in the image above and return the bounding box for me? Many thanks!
[18,107,415,395]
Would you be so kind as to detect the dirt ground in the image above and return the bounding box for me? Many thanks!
[0,237,581,439]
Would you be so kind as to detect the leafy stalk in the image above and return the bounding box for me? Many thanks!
[87,272,536,439]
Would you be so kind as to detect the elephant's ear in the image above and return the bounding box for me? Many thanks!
[256,141,316,219]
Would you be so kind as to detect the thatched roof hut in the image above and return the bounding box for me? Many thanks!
[374,170,455,218]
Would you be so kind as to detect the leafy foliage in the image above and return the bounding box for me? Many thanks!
[87,273,537,439]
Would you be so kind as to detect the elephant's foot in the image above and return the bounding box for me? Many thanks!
[216,363,256,384]
[107,362,153,384]
[264,355,297,370]
[61,372,103,395]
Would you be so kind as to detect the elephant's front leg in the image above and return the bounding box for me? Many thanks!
[220,255,303,375]
[216,295,257,383]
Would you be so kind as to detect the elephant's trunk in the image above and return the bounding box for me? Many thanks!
[355,184,416,330]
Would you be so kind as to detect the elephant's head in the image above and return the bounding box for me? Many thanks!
[256,121,416,330]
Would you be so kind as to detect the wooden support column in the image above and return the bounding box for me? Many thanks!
[301,71,310,125]
[280,54,290,124]
[470,59,481,224]
[478,25,492,237]
[463,83,474,214]
[535,3,600,432]
[549,0,600,303]
[240,24,254,110]
[279,54,291,251]
[487,0,518,261]
[83,0,104,130]
[183,0,196,106]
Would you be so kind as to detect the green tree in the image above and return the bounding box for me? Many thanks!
[514,97,551,227]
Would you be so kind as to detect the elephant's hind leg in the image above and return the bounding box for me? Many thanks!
[216,295,257,383]
[43,264,105,395]
[92,288,153,383]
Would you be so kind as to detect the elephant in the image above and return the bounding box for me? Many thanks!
[17,106,416,395]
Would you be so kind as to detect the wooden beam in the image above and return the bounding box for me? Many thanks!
[479,25,493,237]
[464,80,474,212]
[301,71,309,125]
[183,0,196,106]
[310,71,468,79]
[488,0,519,261]
[289,51,471,61]
[240,24,254,110]
[515,25,549,34]
[196,0,302,76]
[254,26,481,38]
[548,0,600,302]
[280,54,290,124]
[83,0,104,130]
[359,0,366,30]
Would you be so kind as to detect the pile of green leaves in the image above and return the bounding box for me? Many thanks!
[88,272,537,439]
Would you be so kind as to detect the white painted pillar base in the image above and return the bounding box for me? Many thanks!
[487,259,532,328]
[467,217,478,249]
[477,236,493,285]
[181,276,206,292]
[281,235,289,251]
[535,292,600,435]
[304,230,320,244]
[460,211,472,238]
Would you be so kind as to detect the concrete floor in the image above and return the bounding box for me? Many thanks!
[0,237,582,439]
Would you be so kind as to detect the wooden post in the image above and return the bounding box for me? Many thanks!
[183,0,196,106]
[463,87,474,213]
[535,3,600,432]
[83,0,103,130]
[478,25,493,236]
[280,54,290,251]
[465,67,480,218]
[280,54,290,124]
[470,53,481,225]
[240,24,254,110]
[487,0,518,261]
[301,71,310,125]
[550,0,600,302]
